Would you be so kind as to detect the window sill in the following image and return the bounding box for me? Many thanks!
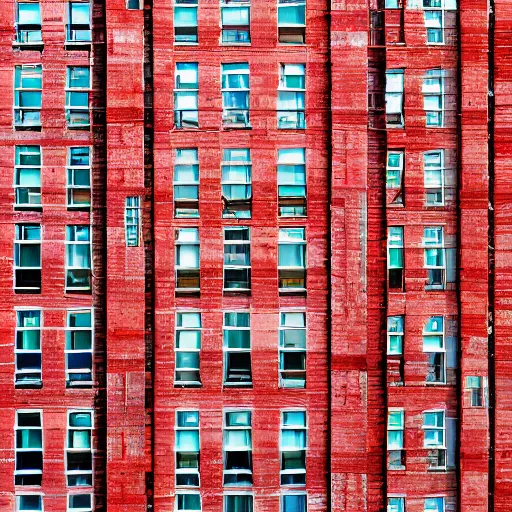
[67,205,91,211]
[220,42,252,46]
[279,288,306,296]
[222,125,252,130]
[15,381,43,389]
[176,288,200,296]
[66,380,94,388]
[67,125,91,131]
[223,382,253,387]
[174,42,199,46]
[14,205,42,211]
[14,124,42,132]
[174,382,202,388]
[12,41,44,51]
[65,41,92,49]
[15,287,41,294]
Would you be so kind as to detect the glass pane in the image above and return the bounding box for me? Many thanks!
[226,411,251,426]
[224,312,249,327]
[68,67,90,88]
[282,495,306,512]
[18,495,42,511]
[278,244,305,267]
[177,411,199,427]
[278,4,305,24]
[70,3,90,24]
[176,331,200,349]
[70,412,92,427]
[19,3,42,24]
[177,313,201,328]
[176,430,199,451]
[224,330,250,349]
[177,351,200,369]
[175,7,198,26]
[282,411,305,426]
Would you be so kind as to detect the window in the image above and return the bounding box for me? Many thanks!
[223,411,252,485]
[176,493,201,511]
[278,64,305,129]
[423,227,445,289]
[14,65,42,128]
[16,495,42,511]
[387,226,404,290]
[224,227,251,290]
[14,224,41,292]
[66,411,93,486]
[424,150,444,205]
[221,0,250,43]
[280,410,306,485]
[66,225,91,291]
[279,312,306,388]
[425,498,444,512]
[67,2,92,43]
[175,63,199,129]
[174,149,199,218]
[278,228,306,292]
[174,0,198,43]
[222,148,252,219]
[66,66,91,129]
[175,313,201,385]
[15,145,41,208]
[281,494,307,512]
[224,495,253,512]
[223,312,251,385]
[175,411,200,486]
[423,0,456,44]
[387,409,405,469]
[15,310,42,386]
[68,494,93,512]
[386,151,403,205]
[278,0,305,43]
[423,411,446,469]
[387,497,405,512]
[125,197,141,247]
[127,0,143,8]
[384,0,401,7]
[67,147,91,208]
[467,376,483,407]
[385,69,404,128]
[278,149,306,216]
[15,410,43,486]
[423,69,444,127]
[15,2,42,44]
[423,316,445,384]
[387,316,404,355]
[175,228,200,292]
[222,63,250,128]
[66,309,93,385]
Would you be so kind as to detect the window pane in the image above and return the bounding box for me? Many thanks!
[18,3,41,24]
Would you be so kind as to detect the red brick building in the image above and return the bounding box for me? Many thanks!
[0,0,506,511]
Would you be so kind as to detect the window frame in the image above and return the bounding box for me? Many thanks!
[65,225,92,292]
[66,409,94,487]
[14,223,42,292]
[65,66,91,129]
[66,1,92,44]
[174,62,199,129]
[221,148,252,219]
[221,63,250,128]
[423,226,446,290]
[423,69,444,128]
[175,410,200,487]
[14,64,42,128]
[277,148,307,217]
[174,148,199,218]
[15,308,42,386]
[220,0,251,44]
[223,493,254,512]
[14,145,42,209]
[277,0,306,44]
[278,311,306,388]
[385,69,404,128]
[67,493,93,512]
[67,147,91,209]
[65,308,94,386]
[277,64,306,129]
[281,493,307,512]
[278,227,306,292]
[422,410,446,469]
[424,150,445,206]
[387,315,404,355]
[223,312,252,385]
[223,410,253,486]
[223,227,251,291]
[423,316,446,384]
[279,409,307,486]
[174,0,199,44]
[16,494,43,512]
[175,491,202,512]
[14,409,43,486]
[125,196,141,247]
[175,312,202,386]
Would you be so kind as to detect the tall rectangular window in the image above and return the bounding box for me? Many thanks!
[425,498,444,512]
[423,316,445,384]
[16,495,43,511]
[175,411,200,486]
[224,495,253,512]
[68,494,93,512]
[175,228,200,292]
[174,0,198,43]
[278,149,306,217]
[222,148,252,219]
[279,312,306,388]
[424,150,444,205]
[467,376,483,407]
[387,409,405,470]
[386,151,403,205]
[175,63,199,128]
[423,226,445,289]
[280,410,307,485]
[125,197,141,247]
[175,312,201,385]
[221,0,250,43]
[423,69,444,127]
[423,0,456,44]
[385,69,404,128]
[14,64,42,128]
[16,2,42,44]
[223,312,251,385]
[66,225,91,291]
[278,228,306,292]
[174,149,199,218]
[281,495,307,512]
[387,226,404,290]
[278,64,305,129]
[15,224,41,292]
[66,66,91,129]
[15,410,43,486]
[176,493,202,512]
[387,497,405,512]
[15,310,42,386]
[66,410,93,486]
[423,410,446,469]
[224,227,251,291]
[222,63,250,128]
[387,316,404,355]
[15,145,41,208]
[67,147,91,208]
[277,0,305,43]
[223,411,253,485]
[66,309,93,386]
[67,2,92,43]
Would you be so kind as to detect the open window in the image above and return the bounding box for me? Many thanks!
[15,224,41,292]
[223,411,253,485]
[15,410,43,486]
[66,411,93,486]
[221,0,250,43]
[278,0,305,43]
[223,312,251,385]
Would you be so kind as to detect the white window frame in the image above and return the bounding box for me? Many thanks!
[65,225,91,291]
[66,410,93,487]
[221,148,252,219]
[423,69,444,128]
[278,311,306,388]
[278,227,306,292]
[220,0,251,44]
[280,409,307,486]
[67,493,93,512]
[221,63,250,128]
[386,150,403,190]
[385,69,404,128]
[175,228,200,292]
[387,315,404,355]
[174,0,198,44]
[424,150,445,206]
[422,410,446,468]
[66,1,92,43]
[15,409,43,485]
[175,410,200,487]
[422,0,456,45]
[65,308,94,385]
[223,410,253,485]
[423,226,445,289]
[125,196,141,247]
[174,148,199,218]
[15,1,43,45]
[15,309,42,385]
[175,491,202,512]
[277,64,306,129]
[14,145,42,208]
[14,64,42,127]
[223,493,254,512]
[466,376,483,407]
[281,493,307,512]
[223,227,251,291]
[14,224,42,292]
[424,497,445,512]
[65,66,91,129]
[16,494,43,512]
[67,147,91,208]
[423,316,446,384]
[174,62,199,128]
[277,148,307,217]
[175,312,202,385]
[223,312,251,385]
[387,409,404,450]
